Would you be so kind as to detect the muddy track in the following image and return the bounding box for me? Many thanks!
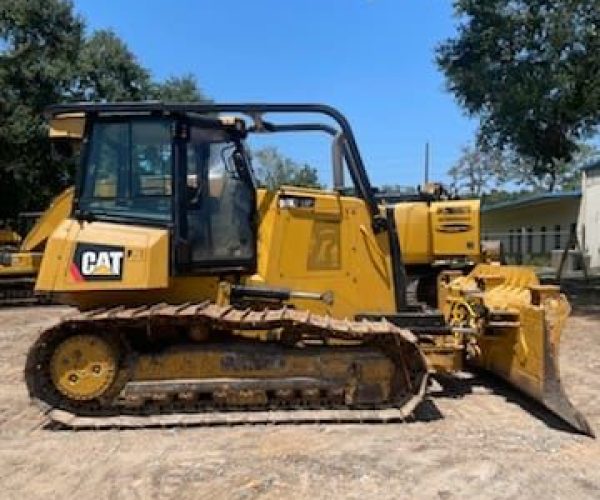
[25,302,428,428]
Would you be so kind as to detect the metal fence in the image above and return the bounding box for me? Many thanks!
[483,225,578,266]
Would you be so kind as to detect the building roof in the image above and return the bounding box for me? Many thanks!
[481,191,581,213]
[581,159,600,172]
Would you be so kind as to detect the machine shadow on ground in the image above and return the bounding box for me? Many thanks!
[422,373,581,435]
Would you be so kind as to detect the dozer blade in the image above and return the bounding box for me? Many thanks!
[462,265,594,436]
[539,318,594,437]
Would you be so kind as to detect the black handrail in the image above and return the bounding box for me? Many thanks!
[46,102,384,230]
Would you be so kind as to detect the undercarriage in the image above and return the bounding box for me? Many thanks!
[26,302,429,428]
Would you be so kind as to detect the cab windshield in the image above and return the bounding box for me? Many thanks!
[80,117,173,222]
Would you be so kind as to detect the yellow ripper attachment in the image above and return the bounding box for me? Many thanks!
[440,264,594,437]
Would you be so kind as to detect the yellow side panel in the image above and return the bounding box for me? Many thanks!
[430,199,480,258]
[21,187,74,252]
[35,219,72,290]
[36,219,169,292]
[393,202,432,264]
[251,187,395,318]
[55,276,221,311]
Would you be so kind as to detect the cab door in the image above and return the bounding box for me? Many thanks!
[173,120,256,274]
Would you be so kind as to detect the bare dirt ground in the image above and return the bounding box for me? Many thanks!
[1,304,599,499]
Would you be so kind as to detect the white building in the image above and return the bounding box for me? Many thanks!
[578,160,600,269]
[481,160,600,271]
[481,192,581,263]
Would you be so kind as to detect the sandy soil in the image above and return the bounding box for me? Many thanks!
[0,304,599,499]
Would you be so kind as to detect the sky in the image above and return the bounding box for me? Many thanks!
[73,0,477,189]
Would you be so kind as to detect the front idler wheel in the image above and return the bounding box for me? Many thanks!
[49,334,118,401]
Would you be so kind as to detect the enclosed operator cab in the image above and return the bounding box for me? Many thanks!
[37,113,258,303]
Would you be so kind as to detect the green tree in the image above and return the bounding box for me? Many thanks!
[503,142,598,192]
[74,29,151,101]
[253,147,321,190]
[151,74,210,102]
[480,188,543,207]
[0,1,210,222]
[0,0,83,220]
[447,141,595,198]
[447,144,504,196]
[437,1,600,191]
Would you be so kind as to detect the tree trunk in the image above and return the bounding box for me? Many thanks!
[547,170,557,192]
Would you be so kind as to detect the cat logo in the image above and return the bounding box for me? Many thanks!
[70,243,125,282]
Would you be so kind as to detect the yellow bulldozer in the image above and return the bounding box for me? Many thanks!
[0,187,73,305]
[0,111,81,305]
[25,102,592,435]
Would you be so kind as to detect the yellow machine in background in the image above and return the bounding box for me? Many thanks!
[0,112,82,305]
[393,197,480,265]
[0,229,22,247]
[24,102,592,435]
[0,187,73,304]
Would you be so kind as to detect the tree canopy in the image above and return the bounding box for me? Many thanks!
[0,0,207,221]
[448,141,598,200]
[74,29,151,102]
[150,74,210,102]
[0,0,83,221]
[500,142,598,192]
[437,1,600,191]
[447,144,504,197]
[252,147,321,190]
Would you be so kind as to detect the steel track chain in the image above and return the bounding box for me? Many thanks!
[25,301,429,429]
